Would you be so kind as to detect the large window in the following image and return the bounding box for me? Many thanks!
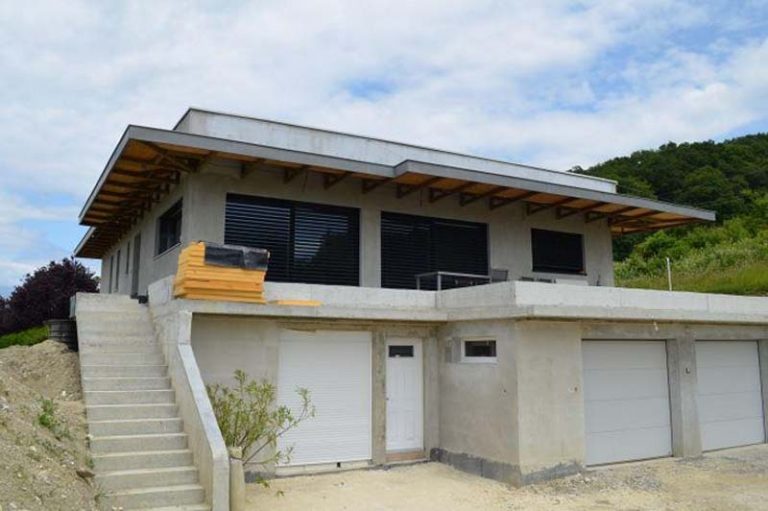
[531,228,584,275]
[156,200,182,255]
[381,212,488,289]
[224,194,360,286]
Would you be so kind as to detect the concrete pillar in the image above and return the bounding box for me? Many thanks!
[371,330,387,465]
[758,340,768,442]
[423,333,440,454]
[360,207,381,287]
[666,332,702,458]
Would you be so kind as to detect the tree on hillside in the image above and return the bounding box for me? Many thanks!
[0,258,99,335]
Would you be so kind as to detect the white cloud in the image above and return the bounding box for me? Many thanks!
[0,0,766,288]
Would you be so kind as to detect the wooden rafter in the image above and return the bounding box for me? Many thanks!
[585,206,637,223]
[489,191,538,211]
[396,177,441,199]
[361,178,392,194]
[135,141,199,173]
[283,166,307,184]
[428,182,474,203]
[526,197,577,216]
[323,172,349,189]
[556,201,608,220]
[459,186,507,207]
[111,169,180,183]
[609,210,659,226]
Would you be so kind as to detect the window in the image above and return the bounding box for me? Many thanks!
[125,241,131,275]
[463,340,497,363]
[157,200,182,255]
[381,212,488,289]
[531,228,585,275]
[388,345,414,358]
[224,194,360,286]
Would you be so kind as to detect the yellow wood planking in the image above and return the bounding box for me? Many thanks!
[173,242,267,303]
[268,299,322,307]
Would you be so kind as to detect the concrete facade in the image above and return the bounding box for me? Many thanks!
[141,277,768,487]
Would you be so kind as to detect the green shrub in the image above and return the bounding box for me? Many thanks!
[38,397,70,440]
[0,325,48,350]
[207,370,314,474]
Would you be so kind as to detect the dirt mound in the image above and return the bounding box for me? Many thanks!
[0,340,96,510]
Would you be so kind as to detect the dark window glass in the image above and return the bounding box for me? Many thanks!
[224,194,360,286]
[125,242,131,274]
[157,200,182,255]
[531,228,584,275]
[388,345,414,358]
[115,250,121,290]
[381,212,488,289]
[464,340,496,358]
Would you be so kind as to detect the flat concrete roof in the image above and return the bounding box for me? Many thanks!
[175,107,618,193]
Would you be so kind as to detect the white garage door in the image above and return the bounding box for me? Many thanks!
[583,340,672,465]
[696,341,765,451]
[277,330,372,466]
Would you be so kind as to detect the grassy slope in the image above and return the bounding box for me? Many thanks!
[0,325,49,350]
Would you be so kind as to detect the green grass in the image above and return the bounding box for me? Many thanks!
[0,325,49,350]
[618,260,768,296]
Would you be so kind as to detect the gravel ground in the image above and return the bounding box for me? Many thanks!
[0,340,96,511]
[248,445,768,511]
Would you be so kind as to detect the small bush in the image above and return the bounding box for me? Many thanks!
[207,370,314,474]
[0,325,49,350]
[38,397,70,440]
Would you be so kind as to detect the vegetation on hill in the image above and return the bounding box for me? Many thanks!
[0,325,50,350]
[576,134,768,295]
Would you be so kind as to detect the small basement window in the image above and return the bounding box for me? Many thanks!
[156,200,182,255]
[531,228,585,275]
[389,345,414,358]
[463,340,497,363]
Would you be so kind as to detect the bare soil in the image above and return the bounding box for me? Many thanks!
[0,340,97,511]
[248,445,768,511]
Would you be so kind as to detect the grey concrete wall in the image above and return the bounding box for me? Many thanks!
[183,162,615,287]
[436,320,518,479]
[667,332,702,457]
[100,180,188,296]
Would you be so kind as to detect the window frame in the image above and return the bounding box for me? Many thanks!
[531,228,586,276]
[461,338,497,364]
[156,200,183,256]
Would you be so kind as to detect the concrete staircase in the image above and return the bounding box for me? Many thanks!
[78,295,209,511]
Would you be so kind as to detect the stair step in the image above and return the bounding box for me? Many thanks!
[85,389,175,405]
[81,364,167,377]
[83,376,171,391]
[96,466,199,491]
[100,483,205,509]
[91,433,188,454]
[80,352,165,365]
[137,505,210,511]
[93,449,194,471]
[87,403,178,421]
[79,339,158,350]
[89,417,183,436]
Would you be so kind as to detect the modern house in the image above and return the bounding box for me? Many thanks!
[73,109,768,511]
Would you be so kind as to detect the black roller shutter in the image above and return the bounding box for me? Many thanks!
[224,194,360,286]
[381,212,488,289]
[531,228,584,274]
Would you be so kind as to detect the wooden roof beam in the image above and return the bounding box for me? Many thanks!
[585,206,637,223]
[283,165,308,184]
[459,186,507,207]
[396,177,442,199]
[135,141,199,173]
[361,177,392,194]
[526,197,578,216]
[428,182,475,203]
[489,191,538,211]
[609,210,660,227]
[323,172,350,189]
[556,201,608,220]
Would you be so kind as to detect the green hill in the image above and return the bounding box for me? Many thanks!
[576,133,768,295]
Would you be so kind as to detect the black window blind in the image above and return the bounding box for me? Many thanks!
[224,194,360,286]
[381,212,488,289]
[531,228,585,274]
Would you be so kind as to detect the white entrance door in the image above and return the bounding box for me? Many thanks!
[696,341,765,451]
[583,340,673,465]
[277,329,372,466]
[386,338,423,452]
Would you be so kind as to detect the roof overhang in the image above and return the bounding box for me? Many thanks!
[75,126,716,259]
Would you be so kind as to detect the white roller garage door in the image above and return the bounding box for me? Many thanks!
[277,330,372,466]
[583,340,672,465]
[696,341,765,451]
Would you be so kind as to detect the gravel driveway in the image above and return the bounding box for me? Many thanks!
[247,445,768,511]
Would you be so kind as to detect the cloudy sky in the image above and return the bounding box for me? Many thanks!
[0,0,767,295]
